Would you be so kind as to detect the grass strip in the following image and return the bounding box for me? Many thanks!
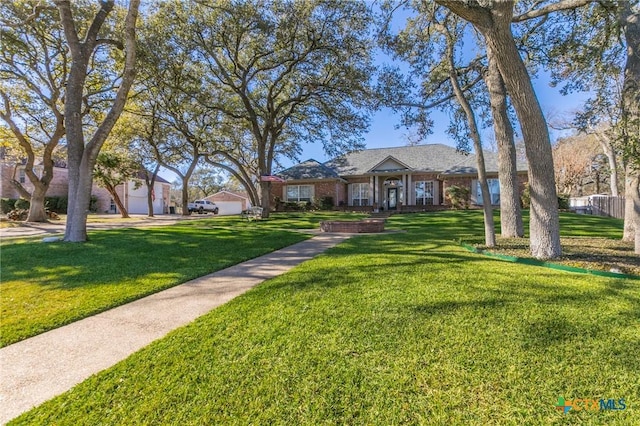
[460,243,640,281]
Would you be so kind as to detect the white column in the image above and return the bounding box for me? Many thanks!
[407,174,412,205]
[369,176,374,206]
[402,174,407,205]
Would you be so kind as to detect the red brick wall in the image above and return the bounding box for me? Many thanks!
[269,180,344,207]
[0,164,69,199]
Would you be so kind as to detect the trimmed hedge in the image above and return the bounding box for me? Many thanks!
[1,198,17,214]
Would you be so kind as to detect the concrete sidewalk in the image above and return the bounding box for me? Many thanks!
[0,233,351,424]
[0,214,207,239]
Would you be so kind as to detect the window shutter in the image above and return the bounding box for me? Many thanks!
[347,184,353,206]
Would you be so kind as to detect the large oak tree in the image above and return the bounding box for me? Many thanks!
[56,0,140,242]
[436,0,563,259]
[149,0,377,217]
[1,1,69,222]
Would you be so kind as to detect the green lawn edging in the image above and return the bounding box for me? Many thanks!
[460,243,640,281]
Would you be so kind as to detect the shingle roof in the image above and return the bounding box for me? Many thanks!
[278,159,341,180]
[325,144,527,177]
[133,170,171,184]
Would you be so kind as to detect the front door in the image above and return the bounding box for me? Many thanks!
[387,187,397,210]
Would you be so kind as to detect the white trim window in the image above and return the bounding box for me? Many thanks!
[415,181,434,205]
[286,184,313,202]
[476,178,500,205]
[351,183,370,206]
[18,169,26,184]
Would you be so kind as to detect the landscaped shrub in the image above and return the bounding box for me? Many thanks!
[89,195,99,213]
[319,196,334,210]
[282,202,304,211]
[445,186,470,210]
[15,198,30,210]
[45,196,68,213]
[558,194,570,210]
[521,183,531,209]
[1,198,17,214]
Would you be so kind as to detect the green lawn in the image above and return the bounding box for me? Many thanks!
[0,211,367,347]
[10,211,638,425]
[0,224,310,347]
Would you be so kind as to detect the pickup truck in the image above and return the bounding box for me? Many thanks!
[187,200,219,214]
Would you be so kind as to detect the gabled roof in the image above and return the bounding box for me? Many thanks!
[367,155,413,173]
[278,159,341,180]
[207,190,250,200]
[325,144,527,177]
[133,170,171,184]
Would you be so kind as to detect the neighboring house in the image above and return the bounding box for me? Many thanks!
[105,171,171,215]
[0,160,171,215]
[270,144,528,211]
[0,160,69,200]
[204,191,252,215]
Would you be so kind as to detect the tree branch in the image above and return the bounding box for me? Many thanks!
[512,0,592,22]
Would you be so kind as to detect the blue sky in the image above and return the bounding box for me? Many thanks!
[286,69,591,169]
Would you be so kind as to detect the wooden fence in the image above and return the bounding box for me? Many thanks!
[590,196,626,219]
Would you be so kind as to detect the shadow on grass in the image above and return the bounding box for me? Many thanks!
[1,227,306,290]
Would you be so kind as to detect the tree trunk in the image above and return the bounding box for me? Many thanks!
[595,133,619,196]
[260,181,271,219]
[438,1,561,259]
[105,184,129,218]
[181,176,190,216]
[632,173,640,254]
[623,169,638,242]
[146,181,156,217]
[26,183,48,222]
[57,0,139,242]
[447,41,495,247]
[482,8,561,259]
[65,163,95,242]
[485,43,524,238]
[145,167,159,217]
[619,2,640,252]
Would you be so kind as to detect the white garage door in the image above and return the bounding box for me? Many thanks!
[215,201,243,215]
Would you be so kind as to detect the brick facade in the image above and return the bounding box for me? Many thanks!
[268,172,529,212]
[1,161,169,214]
[0,163,69,199]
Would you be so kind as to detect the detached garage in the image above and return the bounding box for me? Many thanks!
[204,191,251,216]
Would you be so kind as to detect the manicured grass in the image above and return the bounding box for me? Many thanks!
[11,211,638,425]
[0,225,308,347]
[178,211,368,230]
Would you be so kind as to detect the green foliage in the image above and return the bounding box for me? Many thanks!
[93,151,141,192]
[44,196,68,213]
[89,196,98,213]
[319,196,334,210]
[445,185,470,209]
[521,183,531,208]
[14,198,30,210]
[1,198,17,213]
[558,194,570,210]
[12,212,635,425]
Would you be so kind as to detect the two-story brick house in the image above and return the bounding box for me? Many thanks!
[1,160,171,215]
